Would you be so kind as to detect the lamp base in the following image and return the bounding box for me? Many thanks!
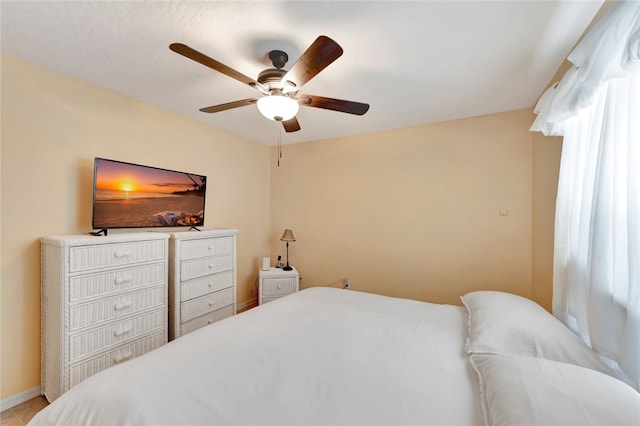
[283,266,292,271]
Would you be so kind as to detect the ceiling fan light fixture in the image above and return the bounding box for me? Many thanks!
[257,95,299,121]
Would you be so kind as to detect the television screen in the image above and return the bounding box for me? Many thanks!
[92,157,207,230]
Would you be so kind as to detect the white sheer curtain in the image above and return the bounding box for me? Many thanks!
[531,1,640,390]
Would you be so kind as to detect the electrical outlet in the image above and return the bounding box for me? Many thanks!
[344,278,350,289]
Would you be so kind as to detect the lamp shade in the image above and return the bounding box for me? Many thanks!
[257,95,299,121]
[280,229,296,242]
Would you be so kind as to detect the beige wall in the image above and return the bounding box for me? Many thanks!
[271,109,544,306]
[0,55,271,399]
[532,132,562,310]
[1,54,562,402]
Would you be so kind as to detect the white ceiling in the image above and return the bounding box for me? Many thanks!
[1,1,604,146]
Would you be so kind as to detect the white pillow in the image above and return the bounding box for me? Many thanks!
[470,353,640,426]
[461,291,613,376]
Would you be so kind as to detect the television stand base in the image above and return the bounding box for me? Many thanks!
[189,226,201,232]
[90,228,108,236]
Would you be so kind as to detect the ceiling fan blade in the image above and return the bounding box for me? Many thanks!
[199,98,257,113]
[282,116,301,133]
[170,43,257,86]
[282,36,343,88]
[299,94,369,115]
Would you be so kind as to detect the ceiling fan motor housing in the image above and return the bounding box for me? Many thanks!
[257,68,297,95]
[257,68,287,85]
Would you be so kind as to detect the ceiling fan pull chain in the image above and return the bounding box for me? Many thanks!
[279,130,283,167]
[277,124,282,167]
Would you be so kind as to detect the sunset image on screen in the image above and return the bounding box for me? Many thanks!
[92,158,206,229]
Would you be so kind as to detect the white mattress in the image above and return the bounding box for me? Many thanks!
[30,287,482,426]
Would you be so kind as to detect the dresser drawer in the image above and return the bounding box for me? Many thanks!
[70,286,165,330]
[69,332,166,387]
[181,237,233,260]
[69,240,166,273]
[180,305,234,335]
[181,270,233,302]
[180,287,233,323]
[261,296,286,305]
[69,308,165,361]
[262,277,298,298]
[69,262,165,302]
[180,254,233,281]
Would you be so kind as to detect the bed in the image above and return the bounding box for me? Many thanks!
[29,287,640,426]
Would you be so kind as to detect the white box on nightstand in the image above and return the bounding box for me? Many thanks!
[258,267,300,305]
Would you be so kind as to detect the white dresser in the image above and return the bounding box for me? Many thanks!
[40,232,169,402]
[168,229,238,340]
[259,267,300,305]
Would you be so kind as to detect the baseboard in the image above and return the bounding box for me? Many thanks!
[237,297,258,313]
[0,385,41,412]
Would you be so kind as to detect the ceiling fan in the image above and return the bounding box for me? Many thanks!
[169,36,369,133]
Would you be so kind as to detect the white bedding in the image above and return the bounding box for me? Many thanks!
[30,287,482,426]
[470,353,640,426]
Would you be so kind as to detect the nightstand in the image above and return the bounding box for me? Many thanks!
[259,267,299,305]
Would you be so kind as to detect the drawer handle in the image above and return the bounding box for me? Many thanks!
[114,300,133,311]
[208,264,214,269]
[114,325,132,337]
[114,351,132,364]
[114,251,132,258]
[207,245,213,251]
[208,283,213,288]
[114,276,132,285]
[208,302,214,307]
[207,320,213,324]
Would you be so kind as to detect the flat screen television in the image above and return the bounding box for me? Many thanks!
[92,157,207,231]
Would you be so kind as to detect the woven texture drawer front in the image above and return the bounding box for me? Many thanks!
[69,286,165,330]
[69,262,165,302]
[180,305,234,335]
[69,332,165,387]
[69,240,166,272]
[180,254,233,281]
[180,270,233,301]
[180,287,233,323]
[262,277,298,297]
[41,233,169,402]
[69,308,165,361]
[180,236,233,260]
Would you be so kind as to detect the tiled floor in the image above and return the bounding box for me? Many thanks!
[1,397,48,426]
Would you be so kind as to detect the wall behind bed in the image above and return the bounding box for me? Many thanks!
[270,109,559,306]
[0,55,271,402]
